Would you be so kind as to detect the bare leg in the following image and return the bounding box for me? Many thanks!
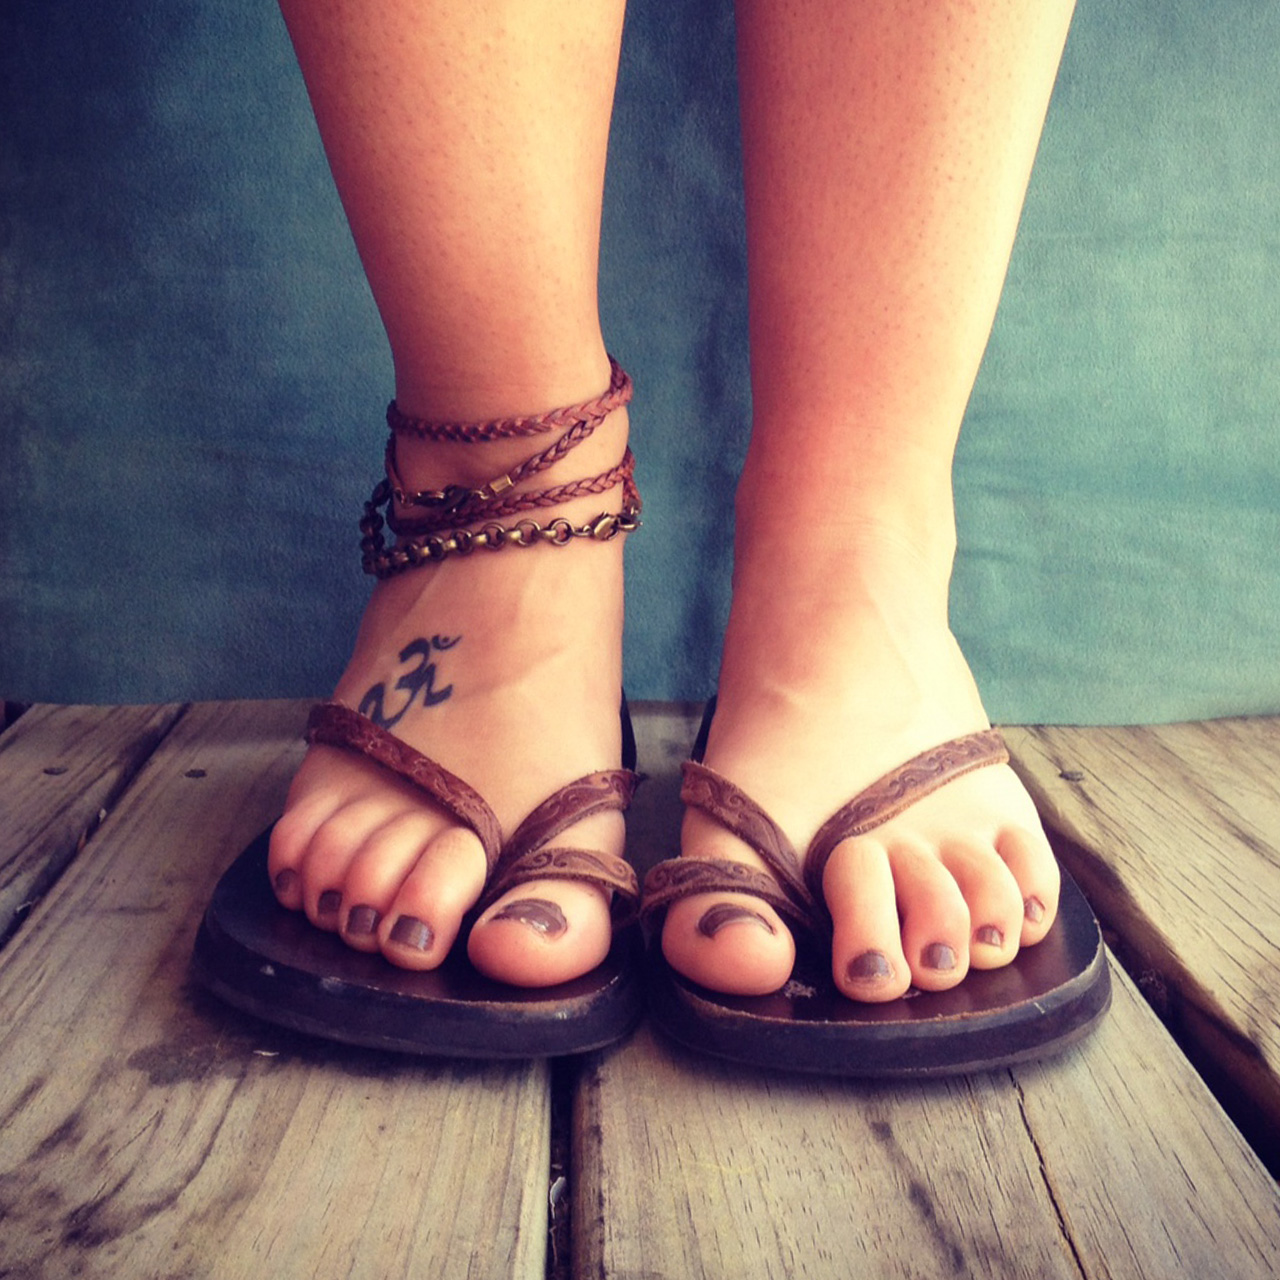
[268,0,631,985]
[663,0,1076,999]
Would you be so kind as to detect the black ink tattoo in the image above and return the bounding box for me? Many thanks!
[359,635,461,729]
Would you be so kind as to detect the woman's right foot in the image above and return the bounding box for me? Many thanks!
[268,377,634,989]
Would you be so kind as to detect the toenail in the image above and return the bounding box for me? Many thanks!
[273,869,298,897]
[922,942,957,972]
[697,903,776,939]
[491,898,567,938]
[346,904,380,936]
[975,925,1004,948]
[317,890,342,916]
[847,950,893,981]
[1024,896,1045,924]
[389,915,433,951]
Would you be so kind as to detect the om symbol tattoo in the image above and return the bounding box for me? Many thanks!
[358,634,461,730]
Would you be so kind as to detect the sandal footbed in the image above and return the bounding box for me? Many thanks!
[645,860,1110,1077]
[193,827,644,1058]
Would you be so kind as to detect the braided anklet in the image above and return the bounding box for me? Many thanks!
[360,357,640,578]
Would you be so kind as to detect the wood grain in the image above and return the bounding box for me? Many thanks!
[0,703,185,944]
[0,700,550,1280]
[1004,720,1280,1159]
[576,711,1280,1279]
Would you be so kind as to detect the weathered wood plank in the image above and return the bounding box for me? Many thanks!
[1004,720,1280,1162]
[576,711,1280,1279]
[0,702,186,945]
[577,970,1280,1280]
[0,700,549,1280]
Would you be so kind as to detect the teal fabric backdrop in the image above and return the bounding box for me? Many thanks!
[2,0,1278,724]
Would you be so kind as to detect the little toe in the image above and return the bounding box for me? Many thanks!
[468,879,613,988]
[824,838,912,1002]
[995,824,1061,946]
[662,892,795,996]
[377,824,489,971]
[889,842,972,992]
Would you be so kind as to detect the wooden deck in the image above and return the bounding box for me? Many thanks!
[1,701,1278,1278]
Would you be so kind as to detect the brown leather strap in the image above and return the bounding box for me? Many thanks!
[304,701,640,917]
[638,728,1010,942]
[481,846,640,926]
[306,702,504,871]
[802,729,1009,903]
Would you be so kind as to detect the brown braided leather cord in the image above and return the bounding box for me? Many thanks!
[639,728,1011,942]
[362,357,640,577]
[305,701,640,921]
[386,356,631,441]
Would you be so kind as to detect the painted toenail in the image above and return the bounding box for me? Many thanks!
[389,915,433,950]
[1024,896,1045,924]
[491,898,567,938]
[697,903,776,939]
[274,869,298,896]
[847,950,893,981]
[317,890,342,916]
[975,925,1004,948]
[346,904,380,936]
[922,942,957,972]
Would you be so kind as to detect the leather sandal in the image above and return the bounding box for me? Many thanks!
[640,700,1111,1077]
[193,361,647,1058]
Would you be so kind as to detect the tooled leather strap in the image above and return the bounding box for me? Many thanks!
[802,728,1010,903]
[305,702,640,918]
[639,760,826,940]
[477,770,642,925]
[306,702,505,870]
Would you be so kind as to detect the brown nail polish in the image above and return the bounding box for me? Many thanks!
[346,904,380,936]
[389,915,433,951]
[922,942,957,972]
[1024,896,1045,924]
[317,890,342,916]
[697,903,776,939]
[847,950,892,981]
[273,869,298,897]
[975,925,1004,948]
[491,898,567,938]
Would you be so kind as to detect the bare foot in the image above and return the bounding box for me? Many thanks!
[268,400,632,987]
[661,525,1060,1002]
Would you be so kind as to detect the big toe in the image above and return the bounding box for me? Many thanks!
[661,892,796,996]
[468,879,614,987]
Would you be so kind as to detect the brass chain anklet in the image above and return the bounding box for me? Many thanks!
[360,357,640,578]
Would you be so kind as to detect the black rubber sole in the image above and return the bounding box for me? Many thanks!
[192,828,645,1059]
[647,863,1111,1077]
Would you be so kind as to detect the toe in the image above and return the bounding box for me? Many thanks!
[334,810,439,952]
[996,824,1061,946]
[661,892,796,996]
[377,824,489,970]
[938,839,1025,970]
[468,879,613,987]
[284,800,393,932]
[888,840,972,992]
[824,838,912,1002]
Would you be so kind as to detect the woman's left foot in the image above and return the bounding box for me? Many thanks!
[660,530,1060,1002]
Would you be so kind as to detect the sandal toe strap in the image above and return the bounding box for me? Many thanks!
[640,857,827,943]
[479,847,640,926]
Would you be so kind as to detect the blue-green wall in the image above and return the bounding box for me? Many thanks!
[3,0,1278,724]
